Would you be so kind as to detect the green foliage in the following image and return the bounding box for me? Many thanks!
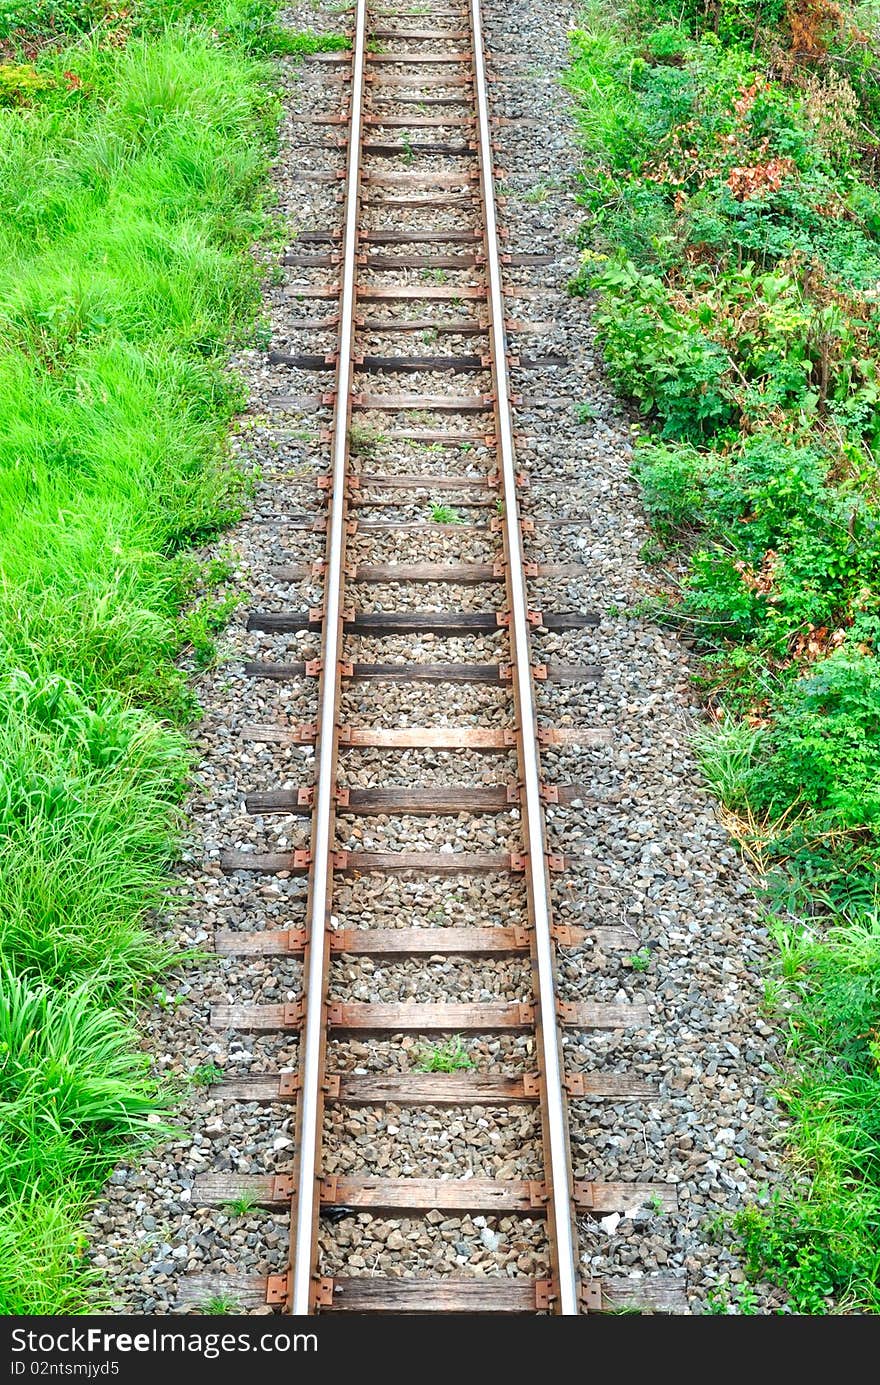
[202,1294,241,1314]
[0,967,168,1312]
[570,0,880,1314]
[416,1036,475,1072]
[223,1193,258,1215]
[0,0,108,41]
[0,669,185,984]
[752,654,880,828]
[272,28,350,56]
[0,968,164,1156]
[0,0,288,1315]
[429,503,465,524]
[693,719,766,813]
[190,1063,225,1087]
[348,424,384,455]
[0,0,350,54]
[0,63,54,103]
[733,909,880,1311]
[0,31,272,712]
[587,258,734,439]
[626,947,653,972]
[180,590,240,669]
[0,1195,101,1315]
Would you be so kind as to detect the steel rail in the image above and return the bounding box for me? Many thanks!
[469,0,581,1315]
[289,0,367,1317]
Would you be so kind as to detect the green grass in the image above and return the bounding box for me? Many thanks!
[0,1196,102,1315]
[348,423,385,455]
[201,1294,241,1314]
[223,1193,259,1215]
[428,502,465,524]
[190,1062,226,1088]
[416,1036,475,1072]
[0,968,168,1313]
[271,28,350,57]
[0,0,349,1315]
[0,671,187,985]
[731,911,880,1312]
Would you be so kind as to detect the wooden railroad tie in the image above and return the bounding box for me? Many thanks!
[240,724,613,749]
[209,999,650,1033]
[208,1070,659,1106]
[245,608,601,634]
[175,1273,690,1315]
[213,923,633,957]
[193,1172,678,1217]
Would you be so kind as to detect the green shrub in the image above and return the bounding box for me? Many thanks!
[751,654,880,829]
[586,257,735,438]
[570,0,880,1314]
[0,62,55,104]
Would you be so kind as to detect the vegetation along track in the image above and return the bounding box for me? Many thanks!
[176,0,688,1317]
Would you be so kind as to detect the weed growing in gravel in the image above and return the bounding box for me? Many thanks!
[523,181,554,204]
[416,1037,475,1072]
[202,1295,241,1315]
[626,948,652,972]
[429,503,465,524]
[272,29,351,57]
[704,1281,758,1315]
[348,424,385,455]
[180,591,241,670]
[224,1194,260,1216]
[637,537,669,565]
[190,1063,226,1088]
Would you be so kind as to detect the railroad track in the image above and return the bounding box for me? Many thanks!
[178,0,686,1316]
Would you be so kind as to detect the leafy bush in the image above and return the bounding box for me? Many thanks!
[570,0,880,1314]
[0,62,55,103]
[752,654,880,828]
[585,258,735,438]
